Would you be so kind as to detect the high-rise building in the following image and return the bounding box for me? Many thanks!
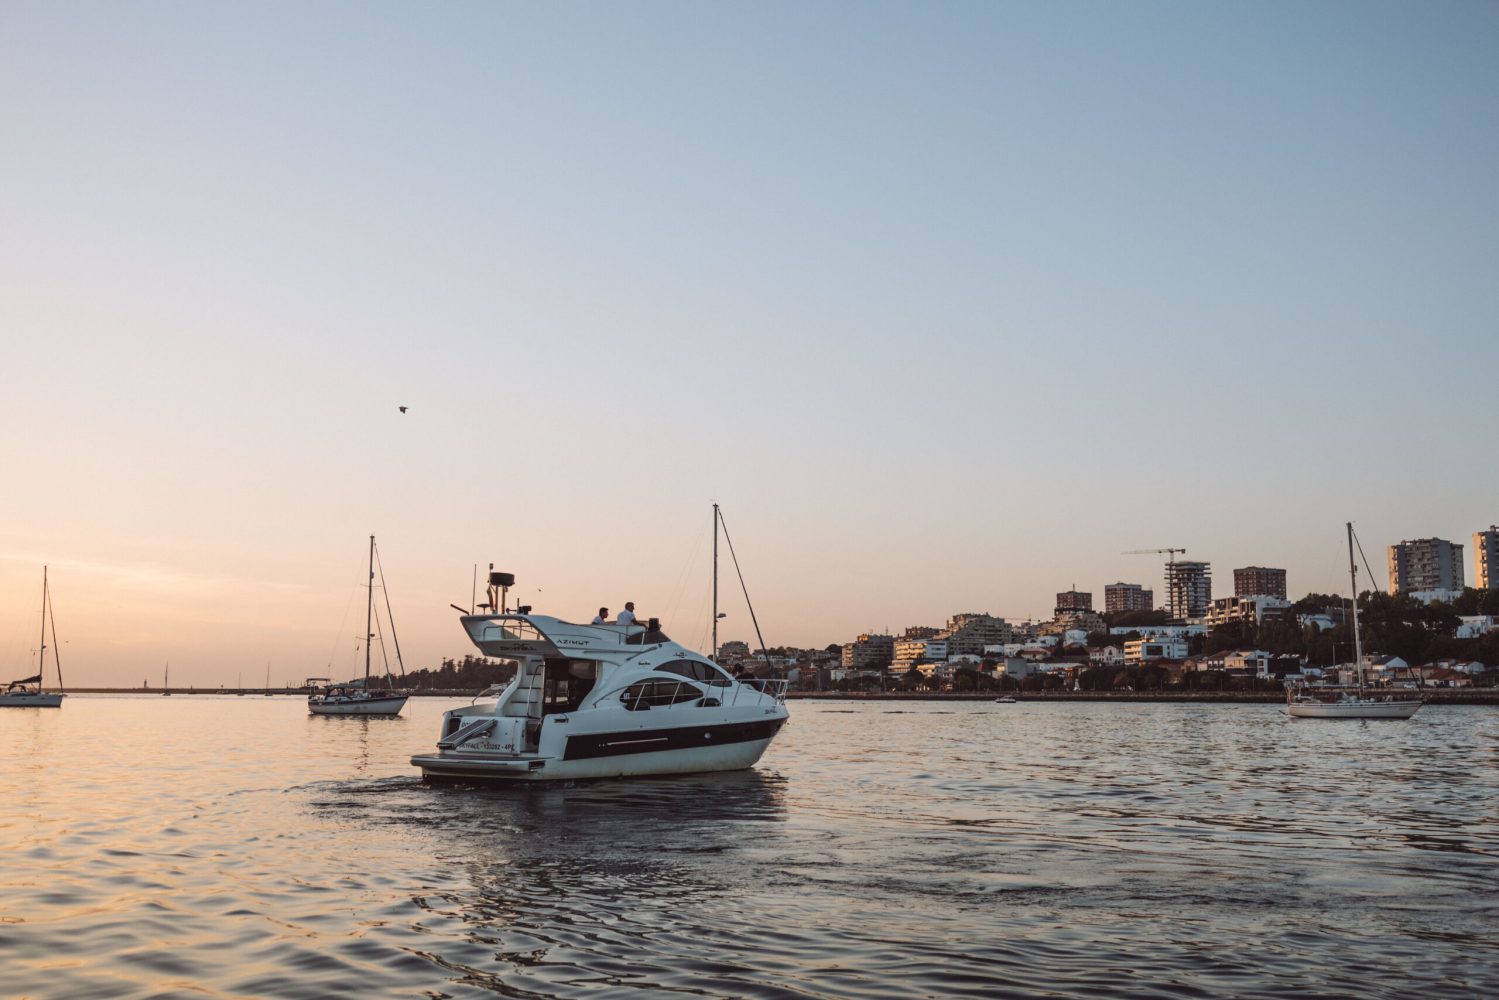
[1055,587,1092,614]
[1475,527,1499,590]
[935,613,1011,655]
[1165,561,1212,621]
[1388,538,1464,595]
[1105,582,1154,614]
[840,633,894,670]
[1233,566,1287,600]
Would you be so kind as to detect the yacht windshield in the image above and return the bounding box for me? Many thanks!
[657,659,732,687]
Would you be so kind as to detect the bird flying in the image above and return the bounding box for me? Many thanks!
[398,406,408,413]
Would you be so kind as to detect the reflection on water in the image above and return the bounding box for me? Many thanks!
[2,696,1498,998]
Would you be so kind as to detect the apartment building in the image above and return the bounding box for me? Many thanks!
[840,633,894,670]
[1124,637,1189,664]
[1233,566,1287,600]
[1055,587,1093,613]
[1104,582,1154,614]
[892,638,948,671]
[1205,595,1291,629]
[1388,538,1464,595]
[936,613,1011,656]
[1166,561,1212,622]
[1475,526,1499,590]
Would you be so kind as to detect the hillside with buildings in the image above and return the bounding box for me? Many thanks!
[712,523,1499,696]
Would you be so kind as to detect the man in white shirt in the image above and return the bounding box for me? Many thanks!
[591,607,609,625]
[617,602,638,627]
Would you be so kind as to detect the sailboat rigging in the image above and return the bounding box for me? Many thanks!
[2,567,66,708]
[710,503,772,676]
[308,535,410,717]
[1287,523,1423,720]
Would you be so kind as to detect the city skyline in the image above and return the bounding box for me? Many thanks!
[4,2,1497,685]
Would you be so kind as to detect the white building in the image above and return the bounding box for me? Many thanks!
[1124,638,1188,663]
[893,637,948,670]
[1298,613,1336,632]
[997,657,1041,680]
[1205,595,1291,628]
[1457,616,1496,639]
[1109,624,1206,639]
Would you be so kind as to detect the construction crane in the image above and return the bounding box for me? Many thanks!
[1122,548,1186,564]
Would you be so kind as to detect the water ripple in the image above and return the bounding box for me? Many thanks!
[3,697,1499,997]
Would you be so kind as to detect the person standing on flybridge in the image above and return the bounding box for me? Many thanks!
[617,602,638,626]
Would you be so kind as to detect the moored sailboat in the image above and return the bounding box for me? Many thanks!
[1,567,66,708]
[308,535,410,717]
[1287,523,1422,720]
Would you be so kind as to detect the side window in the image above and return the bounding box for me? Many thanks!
[620,678,704,710]
[658,658,732,687]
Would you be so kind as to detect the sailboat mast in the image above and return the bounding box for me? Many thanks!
[712,504,720,661]
[365,534,375,685]
[1348,522,1365,697]
[38,566,48,683]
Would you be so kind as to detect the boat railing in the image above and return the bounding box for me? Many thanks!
[471,683,508,704]
[731,678,789,705]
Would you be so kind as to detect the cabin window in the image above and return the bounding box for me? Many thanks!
[619,678,704,711]
[656,658,732,687]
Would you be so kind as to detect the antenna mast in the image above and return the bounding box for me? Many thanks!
[712,503,720,660]
[38,566,48,682]
[1348,522,1364,698]
[364,535,375,686]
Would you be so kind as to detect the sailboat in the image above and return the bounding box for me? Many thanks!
[1,567,66,708]
[1287,523,1422,720]
[308,535,410,717]
[162,662,172,696]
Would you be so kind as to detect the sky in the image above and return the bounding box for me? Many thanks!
[2,1,1496,687]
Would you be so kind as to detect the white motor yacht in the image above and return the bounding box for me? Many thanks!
[411,611,789,782]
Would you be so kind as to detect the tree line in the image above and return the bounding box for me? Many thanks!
[401,655,516,690]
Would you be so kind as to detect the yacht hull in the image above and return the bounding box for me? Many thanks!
[412,730,782,782]
[0,693,64,708]
[308,695,409,717]
[1288,699,1422,719]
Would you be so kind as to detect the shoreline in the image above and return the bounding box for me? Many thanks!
[783,690,1499,705]
[54,688,1499,705]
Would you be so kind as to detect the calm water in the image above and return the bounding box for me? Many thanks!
[2,696,1497,999]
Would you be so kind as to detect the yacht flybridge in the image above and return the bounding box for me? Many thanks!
[410,609,788,781]
[412,506,790,781]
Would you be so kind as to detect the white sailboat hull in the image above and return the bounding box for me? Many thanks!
[0,692,64,708]
[1288,697,1422,719]
[308,694,409,716]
